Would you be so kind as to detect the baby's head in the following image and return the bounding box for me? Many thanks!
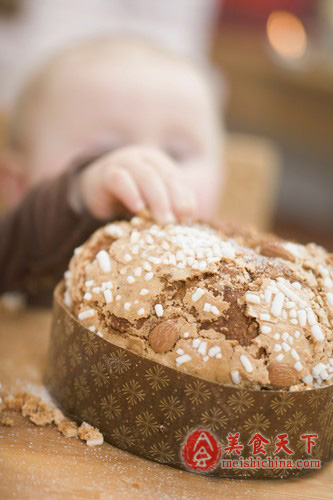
[1,37,223,218]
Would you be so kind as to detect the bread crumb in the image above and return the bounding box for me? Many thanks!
[21,397,54,426]
[0,415,14,426]
[1,390,103,446]
[57,420,79,438]
[32,403,54,426]
[21,396,39,416]
[78,421,104,446]
[3,392,30,411]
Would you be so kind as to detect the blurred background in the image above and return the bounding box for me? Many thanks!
[0,0,332,249]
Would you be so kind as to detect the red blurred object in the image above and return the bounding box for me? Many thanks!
[220,0,317,28]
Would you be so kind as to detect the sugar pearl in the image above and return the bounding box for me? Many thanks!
[220,242,235,259]
[102,281,113,290]
[154,304,164,317]
[312,363,326,377]
[134,267,142,277]
[302,374,313,385]
[96,250,111,273]
[297,310,307,327]
[290,349,300,360]
[198,341,207,356]
[203,303,212,313]
[311,324,324,342]
[176,354,191,365]
[264,289,272,304]
[294,361,303,372]
[282,342,291,352]
[231,370,241,384]
[130,230,140,244]
[261,326,272,334]
[271,292,284,317]
[306,308,317,326]
[191,288,205,303]
[245,293,260,304]
[144,262,152,271]
[211,306,220,316]
[105,224,123,238]
[320,370,329,381]
[103,289,113,304]
[144,272,154,281]
[140,288,149,296]
[64,291,72,307]
[198,261,207,271]
[78,309,95,320]
[240,355,253,373]
[208,346,221,357]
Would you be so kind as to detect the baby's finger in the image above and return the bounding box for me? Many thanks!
[141,150,197,221]
[130,164,175,224]
[164,178,197,221]
[105,168,145,214]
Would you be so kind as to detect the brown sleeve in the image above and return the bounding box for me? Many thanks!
[0,165,106,303]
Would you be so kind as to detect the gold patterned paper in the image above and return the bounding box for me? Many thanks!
[44,283,333,479]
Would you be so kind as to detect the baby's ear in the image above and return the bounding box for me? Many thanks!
[0,149,28,210]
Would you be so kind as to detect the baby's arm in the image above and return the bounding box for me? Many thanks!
[0,164,104,298]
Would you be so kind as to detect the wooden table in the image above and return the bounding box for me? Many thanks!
[1,308,332,499]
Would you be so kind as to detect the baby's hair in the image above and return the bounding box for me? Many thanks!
[8,36,220,152]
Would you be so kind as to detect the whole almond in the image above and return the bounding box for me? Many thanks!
[149,319,180,353]
[268,363,298,388]
[260,242,295,262]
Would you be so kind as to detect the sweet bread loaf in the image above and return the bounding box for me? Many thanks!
[64,216,333,391]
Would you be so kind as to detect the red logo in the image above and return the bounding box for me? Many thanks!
[224,432,244,455]
[248,433,270,455]
[300,434,318,454]
[182,427,221,472]
[274,433,294,455]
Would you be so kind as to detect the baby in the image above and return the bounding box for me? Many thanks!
[0,37,224,302]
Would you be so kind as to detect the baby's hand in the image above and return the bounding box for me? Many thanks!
[77,146,197,223]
